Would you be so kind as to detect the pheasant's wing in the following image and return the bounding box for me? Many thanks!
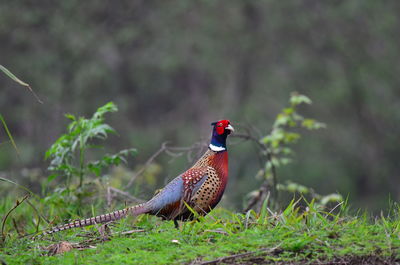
[182,167,210,201]
[147,176,184,213]
[177,167,213,214]
[147,167,211,220]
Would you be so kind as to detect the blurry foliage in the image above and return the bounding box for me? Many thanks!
[277,181,343,207]
[245,93,342,211]
[1,0,400,210]
[262,92,326,178]
[44,102,136,214]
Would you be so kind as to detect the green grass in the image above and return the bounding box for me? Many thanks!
[1,199,399,264]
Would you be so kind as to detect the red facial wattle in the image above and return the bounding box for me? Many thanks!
[215,120,231,135]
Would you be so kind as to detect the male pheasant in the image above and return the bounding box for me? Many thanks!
[39,120,234,236]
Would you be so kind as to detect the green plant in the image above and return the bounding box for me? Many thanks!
[277,181,343,207]
[44,102,136,211]
[243,92,341,211]
[262,92,326,190]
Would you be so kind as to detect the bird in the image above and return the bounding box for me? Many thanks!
[38,119,234,236]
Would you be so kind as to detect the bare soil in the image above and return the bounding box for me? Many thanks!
[194,254,400,265]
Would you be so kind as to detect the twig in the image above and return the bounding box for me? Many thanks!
[204,229,228,236]
[12,218,21,236]
[107,186,112,208]
[125,142,169,189]
[232,133,265,151]
[0,175,41,201]
[243,182,271,213]
[327,201,344,216]
[266,149,279,205]
[25,199,49,234]
[1,194,29,242]
[233,129,279,211]
[118,229,145,235]
[125,141,206,190]
[108,187,145,204]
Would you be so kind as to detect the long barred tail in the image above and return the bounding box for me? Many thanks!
[36,203,149,238]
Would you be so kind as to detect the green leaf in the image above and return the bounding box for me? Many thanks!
[290,92,312,106]
[93,102,118,119]
[65,114,76,121]
[320,194,343,206]
[88,163,101,176]
[286,182,309,194]
[302,119,326,130]
[46,174,58,183]
[283,132,301,143]
[283,107,294,115]
[280,157,292,165]
[274,113,291,127]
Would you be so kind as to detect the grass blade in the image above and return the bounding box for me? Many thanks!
[0,64,43,104]
[0,114,19,157]
[0,176,40,200]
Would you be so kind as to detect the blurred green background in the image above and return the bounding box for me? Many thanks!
[1,0,399,212]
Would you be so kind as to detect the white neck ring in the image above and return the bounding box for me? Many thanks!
[209,143,226,152]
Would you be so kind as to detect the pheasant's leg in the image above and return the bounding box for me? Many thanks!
[173,219,179,229]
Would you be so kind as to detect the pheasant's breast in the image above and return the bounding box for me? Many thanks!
[192,166,222,213]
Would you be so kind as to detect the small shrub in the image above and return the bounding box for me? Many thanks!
[44,102,136,215]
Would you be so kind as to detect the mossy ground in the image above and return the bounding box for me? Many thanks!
[1,201,399,264]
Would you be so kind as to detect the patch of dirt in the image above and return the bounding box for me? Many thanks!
[193,254,400,265]
[45,241,74,256]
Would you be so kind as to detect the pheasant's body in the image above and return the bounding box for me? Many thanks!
[150,149,228,221]
[39,120,233,237]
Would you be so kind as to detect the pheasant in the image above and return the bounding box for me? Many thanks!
[39,120,234,236]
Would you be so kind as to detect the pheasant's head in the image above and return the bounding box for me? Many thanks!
[209,119,234,152]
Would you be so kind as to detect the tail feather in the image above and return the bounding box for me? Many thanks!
[37,203,148,238]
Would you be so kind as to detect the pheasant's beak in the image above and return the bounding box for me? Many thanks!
[225,124,235,134]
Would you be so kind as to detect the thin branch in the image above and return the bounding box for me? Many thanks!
[12,218,21,236]
[266,149,278,205]
[117,229,145,235]
[232,133,265,151]
[243,181,270,213]
[1,194,29,242]
[125,141,206,190]
[125,142,169,189]
[24,199,50,235]
[327,201,344,216]
[232,130,279,211]
[108,187,145,204]
[25,199,49,224]
[107,186,112,209]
